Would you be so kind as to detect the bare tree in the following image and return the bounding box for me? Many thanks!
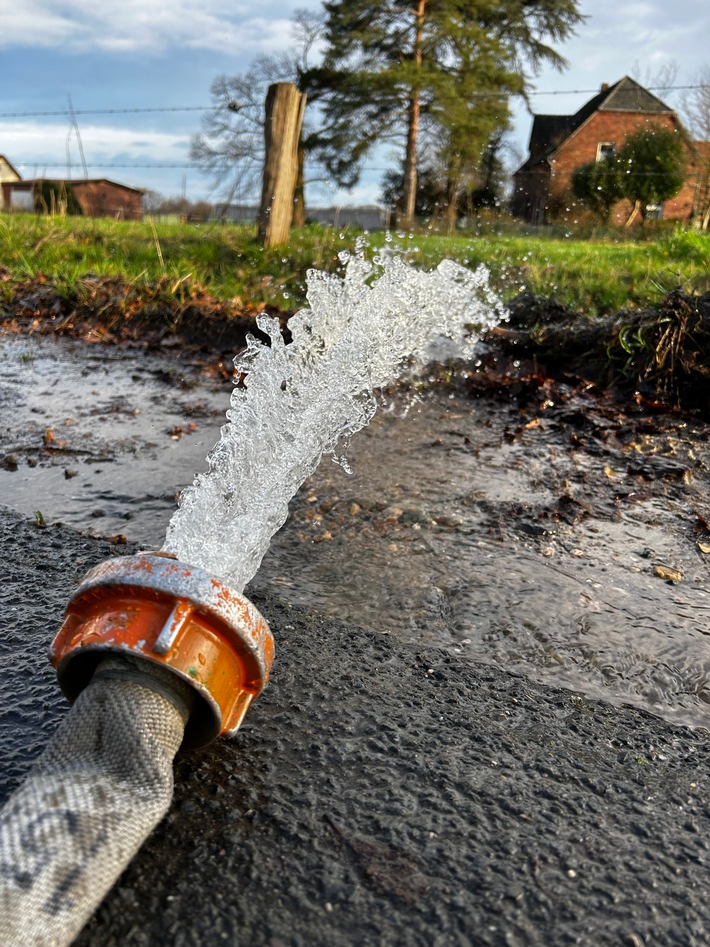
[680,66,710,229]
[190,9,323,219]
[630,60,680,103]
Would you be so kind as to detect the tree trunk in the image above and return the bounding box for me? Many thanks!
[401,0,426,229]
[624,199,642,228]
[258,83,307,248]
[444,175,459,233]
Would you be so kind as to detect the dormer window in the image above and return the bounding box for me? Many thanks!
[597,141,615,161]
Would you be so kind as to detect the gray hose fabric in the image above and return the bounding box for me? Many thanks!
[0,658,192,947]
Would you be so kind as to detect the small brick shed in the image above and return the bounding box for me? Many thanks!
[1,177,143,220]
[512,76,705,225]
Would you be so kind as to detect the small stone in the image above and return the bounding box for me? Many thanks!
[64,468,79,480]
[3,454,18,471]
[349,502,362,516]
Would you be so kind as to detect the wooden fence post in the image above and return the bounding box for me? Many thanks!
[258,83,307,248]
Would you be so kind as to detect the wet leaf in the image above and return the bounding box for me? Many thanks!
[697,543,710,555]
[654,564,683,582]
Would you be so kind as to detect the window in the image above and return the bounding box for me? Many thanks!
[596,141,615,161]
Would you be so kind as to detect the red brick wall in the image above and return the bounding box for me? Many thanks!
[550,113,695,224]
[71,182,142,221]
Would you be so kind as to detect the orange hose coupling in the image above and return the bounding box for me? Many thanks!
[50,553,275,748]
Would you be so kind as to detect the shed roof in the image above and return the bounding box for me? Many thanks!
[7,177,144,195]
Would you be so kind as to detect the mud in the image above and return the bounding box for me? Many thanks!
[497,288,710,413]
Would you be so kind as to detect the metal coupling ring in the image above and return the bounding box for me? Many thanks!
[50,552,275,747]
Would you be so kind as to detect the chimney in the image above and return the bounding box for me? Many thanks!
[601,83,609,92]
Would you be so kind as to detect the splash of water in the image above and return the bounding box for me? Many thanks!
[162,251,506,590]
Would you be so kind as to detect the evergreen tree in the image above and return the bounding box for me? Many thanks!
[571,156,623,223]
[305,0,584,226]
[617,125,685,226]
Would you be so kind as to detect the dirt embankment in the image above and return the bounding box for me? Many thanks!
[0,272,288,355]
[3,271,710,415]
[493,288,710,415]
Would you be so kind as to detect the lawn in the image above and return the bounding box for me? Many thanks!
[0,213,708,317]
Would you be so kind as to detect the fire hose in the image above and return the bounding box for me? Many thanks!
[0,552,274,947]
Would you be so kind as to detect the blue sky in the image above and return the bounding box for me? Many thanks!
[2,0,708,206]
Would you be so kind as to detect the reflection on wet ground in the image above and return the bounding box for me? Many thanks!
[0,334,229,545]
[2,334,710,729]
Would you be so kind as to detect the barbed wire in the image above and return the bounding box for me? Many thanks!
[0,106,212,118]
[13,159,699,180]
[16,162,201,170]
[0,84,708,119]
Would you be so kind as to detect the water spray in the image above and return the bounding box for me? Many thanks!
[0,250,506,946]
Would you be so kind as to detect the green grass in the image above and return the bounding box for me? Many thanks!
[0,213,708,317]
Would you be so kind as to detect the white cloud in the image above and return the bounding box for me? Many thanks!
[4,120,189,167]
[0,0,313,54]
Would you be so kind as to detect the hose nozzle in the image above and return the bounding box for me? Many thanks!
[50,553,274,747]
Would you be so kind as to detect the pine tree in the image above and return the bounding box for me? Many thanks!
[305,0,585,226]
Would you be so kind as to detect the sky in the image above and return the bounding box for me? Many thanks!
[1,0,708,207]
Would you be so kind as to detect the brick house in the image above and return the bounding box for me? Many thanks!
[512,76,705,225]
[1,176,144,220]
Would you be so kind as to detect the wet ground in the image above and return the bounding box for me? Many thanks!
[2,332,710,729]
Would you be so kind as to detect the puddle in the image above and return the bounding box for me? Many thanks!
[2,333,710,729]
[0,335,229,545]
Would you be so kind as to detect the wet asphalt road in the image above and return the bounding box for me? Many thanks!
[1,506,709,946]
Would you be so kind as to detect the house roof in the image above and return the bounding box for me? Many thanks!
[516,76,675,175]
